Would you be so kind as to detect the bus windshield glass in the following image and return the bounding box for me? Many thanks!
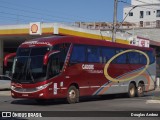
[12,47,50,83]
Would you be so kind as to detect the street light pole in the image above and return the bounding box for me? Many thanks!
[112,0,118,42]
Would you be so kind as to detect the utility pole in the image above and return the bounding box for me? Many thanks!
[112,0,118,42]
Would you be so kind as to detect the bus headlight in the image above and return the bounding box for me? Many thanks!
[11,85,15,90]
[36,82,52,90]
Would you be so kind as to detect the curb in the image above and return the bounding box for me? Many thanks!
[146,100,160,104]
[0,91,11,96]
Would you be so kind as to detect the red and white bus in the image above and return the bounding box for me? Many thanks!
[4,36,156,103]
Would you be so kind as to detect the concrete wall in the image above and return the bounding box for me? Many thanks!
[124,0,160,24]
[126,28,160,42]
[131,0,160,5]
[123,6,160,23]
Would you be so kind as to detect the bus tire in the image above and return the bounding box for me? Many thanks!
[128,83,136,98]
[136,83,144,97]
[67,86,79,104]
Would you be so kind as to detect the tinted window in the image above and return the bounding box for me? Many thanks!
[53,43,70,53]
[31,47,50,56]
[128,52,140,64]
[17,47,50,56]
[70,45,86,63]
[47,53,61,78]
[47,43,71,79]
[114,49,127,64]
[147,51,155,64]
[102,48,115,63]
[139,53,147,64]
[87,46,101,63]
[17,48,30,56]
[53,43,71,62]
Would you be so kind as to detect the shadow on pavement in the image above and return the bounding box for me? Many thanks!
[10,93,152,106]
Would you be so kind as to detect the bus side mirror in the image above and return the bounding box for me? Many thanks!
[43,50,60,65]
[4,53,16,67]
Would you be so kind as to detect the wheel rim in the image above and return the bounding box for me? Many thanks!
[138,86,143,94]
[130,87,135,96]
[69,89,76,99]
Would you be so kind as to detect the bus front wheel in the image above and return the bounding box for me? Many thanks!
[67,86,79,104]
[128,83,136,98]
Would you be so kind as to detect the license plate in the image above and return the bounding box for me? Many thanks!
[22,94,28,97]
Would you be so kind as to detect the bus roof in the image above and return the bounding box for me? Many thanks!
[20,36,153,51]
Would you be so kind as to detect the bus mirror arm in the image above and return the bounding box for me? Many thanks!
[4,52,16,67]
[43,50,60,65]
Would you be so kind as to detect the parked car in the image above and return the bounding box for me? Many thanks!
[0,75,11,90]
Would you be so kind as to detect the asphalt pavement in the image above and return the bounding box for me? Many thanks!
[0,88,160,120]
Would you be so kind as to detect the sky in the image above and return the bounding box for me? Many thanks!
[0,0,131,25]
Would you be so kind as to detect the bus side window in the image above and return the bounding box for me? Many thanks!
[128,52,140,64]
[139,53,147,64]
[147,51,155,64]
[47,53,61,79]
[87,46,101,63]
[70,45,86,63]
[101,48,115,63]
[114,49,127,64]
[53,43,71,66]
[53,43,70,54]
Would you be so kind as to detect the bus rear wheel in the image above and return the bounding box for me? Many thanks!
[136,83,144,97]
[128,83,136,98]
[67,86,79,104]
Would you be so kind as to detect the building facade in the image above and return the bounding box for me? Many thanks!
[123,0,160,28]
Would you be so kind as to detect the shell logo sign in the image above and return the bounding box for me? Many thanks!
[104,49,150,82]
[31,24,38,33]
[29,22,42,35]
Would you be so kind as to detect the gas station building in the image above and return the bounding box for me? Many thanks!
[0,22,159,76]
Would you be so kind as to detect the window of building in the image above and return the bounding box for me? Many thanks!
[129,12,133,16]
[146,22,150,26]
[140,11,144,18]
[140,21,143,27]
[156,10,160,17]
[146,11,151,15]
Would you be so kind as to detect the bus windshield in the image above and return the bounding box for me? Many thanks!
[12,47,50,83]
